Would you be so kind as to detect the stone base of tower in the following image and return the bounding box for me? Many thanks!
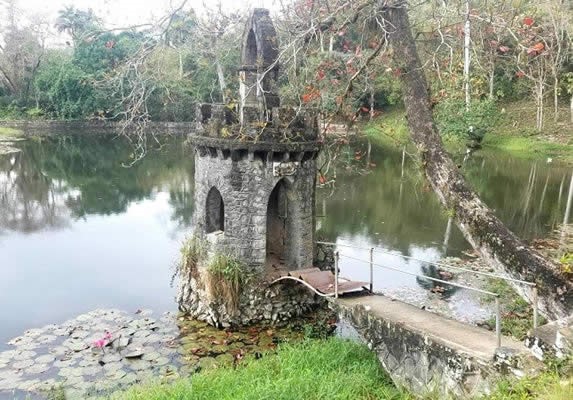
[177,263,324,327]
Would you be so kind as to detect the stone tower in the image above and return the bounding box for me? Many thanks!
[179,9,322,327]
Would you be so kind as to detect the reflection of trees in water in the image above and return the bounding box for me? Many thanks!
[464,155,570,240]
[317,139,570,254]
[415,264,459,299]
[0,135,195,234]
[0,151,70,233]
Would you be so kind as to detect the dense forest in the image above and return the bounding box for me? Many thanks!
[0,0,571,139]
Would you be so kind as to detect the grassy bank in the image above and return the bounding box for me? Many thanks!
[112,338,408,400]
[362,102,573,163]
[107,337,573,400]
[0,126,23,137]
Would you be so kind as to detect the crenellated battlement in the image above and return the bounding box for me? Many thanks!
[194,103,319,143]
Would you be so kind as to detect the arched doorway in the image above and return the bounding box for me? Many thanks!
[266,180,288,265]
[206,187,224,233]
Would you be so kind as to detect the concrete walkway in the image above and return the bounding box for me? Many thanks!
[337,295,527,360]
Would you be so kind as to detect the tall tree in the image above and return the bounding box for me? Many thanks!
[55,6,101,43]
[379,0,571,319]
[0,0,44,103]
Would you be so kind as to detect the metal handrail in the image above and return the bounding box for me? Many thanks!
[317,241,534,287]
[338,253,500,297]
[334,251,503,348]
[317,240,539,330]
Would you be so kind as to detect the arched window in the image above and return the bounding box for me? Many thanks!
[266,180,288,262]
[244,29,257,66]
[206,187,224,233]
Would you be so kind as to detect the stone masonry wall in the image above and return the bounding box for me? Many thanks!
[178,261,323,327]
[193,151,316,272]
[332,300,531,398]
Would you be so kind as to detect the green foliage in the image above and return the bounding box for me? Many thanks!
[179,235,207,276]
[206,252,252,313]
[487,368,573,400]
[303,316,335,340]
[0,127,23,137]
[482,279,546,340]
[559,253,573,275]
[112,338,408,400]
[362,107,410,146]
[34,51,104,119]
[434,98,499,141]
[72,31,144,74]
[207,253,249,288]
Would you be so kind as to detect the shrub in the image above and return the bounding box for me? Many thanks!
[206,253,251,313]
[434,98,499,143]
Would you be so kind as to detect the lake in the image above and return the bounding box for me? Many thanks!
[1,134,570,348]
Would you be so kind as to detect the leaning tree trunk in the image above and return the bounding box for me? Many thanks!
[381,1,572,320]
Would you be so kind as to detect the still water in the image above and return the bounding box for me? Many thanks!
[0,135,570,348]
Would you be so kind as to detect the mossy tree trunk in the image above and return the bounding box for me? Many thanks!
[381,1,572,320]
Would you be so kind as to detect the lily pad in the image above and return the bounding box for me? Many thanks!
[119,372,137,385]
[26,363,50,374]
[81,365,101,376]
[13,350,36,361]
[101,353,122,363]
[54,358,76,368]
[103,362,124,373]
[65,340,88,352]
[153,356,170,366]
[36,354,56,364]
[141,351,161,361]
[16,378,41,391]
[12,359,35,369]
[123,347,144,359]
[197,357,217,370]
[105,368,127,380]
[126,359,149,371]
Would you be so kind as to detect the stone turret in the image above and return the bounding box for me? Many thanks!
[179,9,322,327]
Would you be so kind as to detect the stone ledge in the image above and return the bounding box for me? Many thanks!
[331,295,540,397]
[189,136,321,153]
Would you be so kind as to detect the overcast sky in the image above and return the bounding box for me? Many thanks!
[4,0,282,45]
[14,0,277,26]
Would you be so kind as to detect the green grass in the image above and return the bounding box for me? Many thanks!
[112,338,409,400]
[0,126,23,137]
[108,337,573,400]
[482,279,547,341]
[360,101,573,163]
[362,107,475,154]
[362,107,411,148]
[487,368,573,400]
[482,135,573,163]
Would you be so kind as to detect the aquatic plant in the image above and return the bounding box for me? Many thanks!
[559,253,573,275]
[177,235,208,282]
[206,253,251,314]
[92,330,113,351]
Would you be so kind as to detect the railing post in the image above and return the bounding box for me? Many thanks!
[369,247,374,293]
[533,285,539,330]
[334,251,339,299]
[495,296,501,348]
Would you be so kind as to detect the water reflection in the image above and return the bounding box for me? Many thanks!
[317,140,572,296]
[0,151,70,233]
[0,136,195,234]
[0,135,195,349]
[0,134,570,346]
